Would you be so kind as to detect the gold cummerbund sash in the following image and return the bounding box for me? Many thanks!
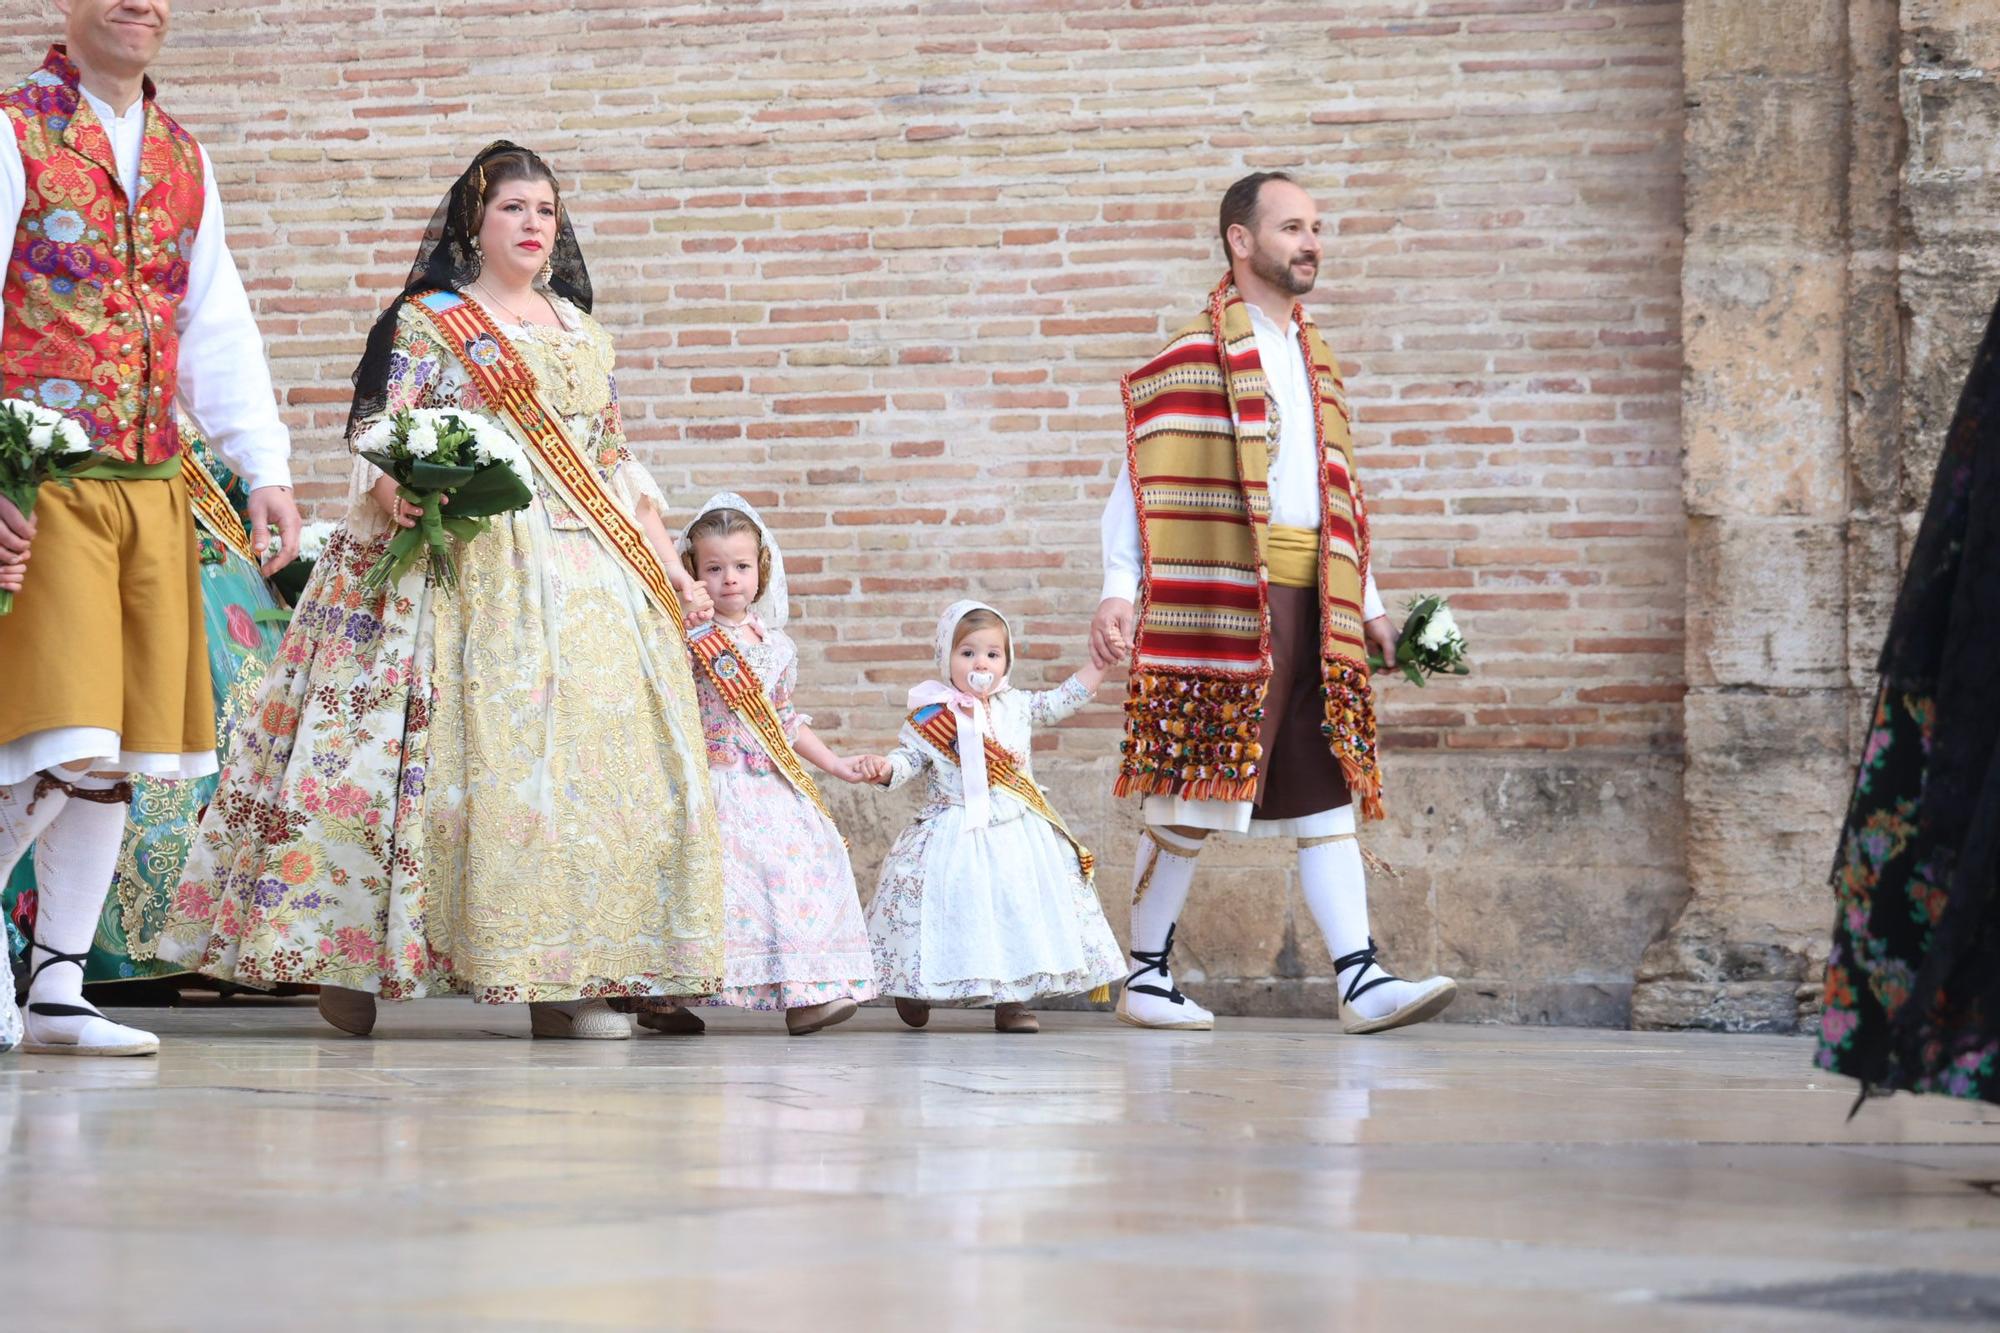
[1266,524,1319,590]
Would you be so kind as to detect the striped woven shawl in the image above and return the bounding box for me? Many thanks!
[1114,274,1383,818]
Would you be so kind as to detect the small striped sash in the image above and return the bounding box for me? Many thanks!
[688,621,844,843]
[909,702,1095,882]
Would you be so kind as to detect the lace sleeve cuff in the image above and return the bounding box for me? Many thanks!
[883,740,928,791]
[1027,674,1095,727]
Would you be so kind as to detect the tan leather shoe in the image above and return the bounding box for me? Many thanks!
[636,1003,706,1036]
[785,996,858,1036]
[316,985,377,1037]
[994,1003,1039,1034]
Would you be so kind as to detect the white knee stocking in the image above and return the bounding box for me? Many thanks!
[26,777,128,1009]
[21,776,155,1054]
[1130,825,1202,956]
[1297,820,1372,964]
[1298,810,1454,1028]
[0,771,71,884]
[1119,827,1215,1027]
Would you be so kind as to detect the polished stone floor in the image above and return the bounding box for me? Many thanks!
[3,1001,1997,1332]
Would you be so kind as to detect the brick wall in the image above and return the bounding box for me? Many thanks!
[1,1,1689,1023]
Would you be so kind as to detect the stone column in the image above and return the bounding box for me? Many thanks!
[1632,1,1892,1030]
[1898,2,2000,529]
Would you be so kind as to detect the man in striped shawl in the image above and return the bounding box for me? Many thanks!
[1093,172,1456,1035]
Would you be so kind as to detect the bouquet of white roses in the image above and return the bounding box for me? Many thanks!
[298,519,339,563]
[1371,593,1470,687]
[0,398,95,615]
[352,408,533,591]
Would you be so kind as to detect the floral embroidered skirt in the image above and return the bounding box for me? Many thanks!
[697,763,876,1011]
[156,502,725,1004]
[1817,686,1998,1104]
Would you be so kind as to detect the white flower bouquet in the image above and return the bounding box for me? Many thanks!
[298,519,338,563]
[352,408,533,591]
[1372,593,1471,687]
[0,398,95,615]
[269,519,339,606]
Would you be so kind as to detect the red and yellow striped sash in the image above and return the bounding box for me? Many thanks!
[405,290,686,626]
[909,703,1095,881]
[178,422,258,565]
[689,622,844,842]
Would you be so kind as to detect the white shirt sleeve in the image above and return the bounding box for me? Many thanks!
[0,126,20,353]
[1100,463,1142,604]
[1363,571,1385,622]
[174,144,292,492]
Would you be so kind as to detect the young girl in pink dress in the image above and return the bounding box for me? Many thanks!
[640,494,878,1037]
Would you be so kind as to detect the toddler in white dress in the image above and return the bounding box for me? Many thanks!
[859,600,1124,1033]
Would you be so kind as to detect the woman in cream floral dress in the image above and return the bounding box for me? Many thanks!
[158,144,724,1038]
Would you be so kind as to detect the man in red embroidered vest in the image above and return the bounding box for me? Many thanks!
[0,0,298,1056]
[1093,172,1456,1036]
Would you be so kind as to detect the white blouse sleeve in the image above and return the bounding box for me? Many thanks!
[1023,674,1096,728]
[1100,464,1143,604]
[174,144,292,492]
[881,726,931,792]
[0,131,20,354]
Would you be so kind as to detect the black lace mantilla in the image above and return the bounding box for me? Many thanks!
[345,140,592,440]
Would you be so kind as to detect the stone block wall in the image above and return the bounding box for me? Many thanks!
[1633,0,2000,1031]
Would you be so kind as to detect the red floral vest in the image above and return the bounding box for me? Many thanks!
[0,46,204,465]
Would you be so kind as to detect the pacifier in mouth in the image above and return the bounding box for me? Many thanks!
[968,670,997,694]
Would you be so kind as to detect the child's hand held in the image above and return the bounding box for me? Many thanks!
[682,580,715,625]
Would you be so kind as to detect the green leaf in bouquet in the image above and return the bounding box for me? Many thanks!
[362,524,429,591]
[1398,597,1437,643]
[358,450,476,492]
[404,459,481,490]
[1367,649,1432,687]
[439,459,535,520]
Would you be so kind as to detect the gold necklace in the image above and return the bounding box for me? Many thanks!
[472,280,547,327]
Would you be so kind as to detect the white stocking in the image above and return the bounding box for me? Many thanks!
[1120,827,1213,1025]
[0,771,71,884]
[22,776,154,1053]
[1298,810,1447,1025]
[1130,826,1201,957]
